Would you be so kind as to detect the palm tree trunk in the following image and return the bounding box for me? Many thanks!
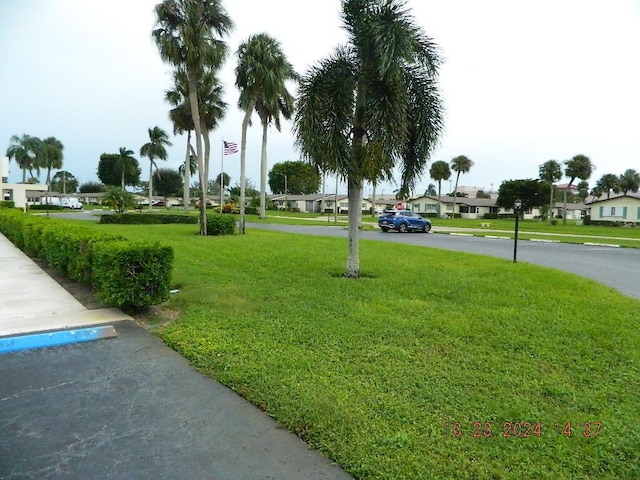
[21,168,26,184]
[202,126,211,211]
[452,173,461,219]
[188,69,206,235]
[183,130,191,213]
[548,184,554,222]
[371,183,376,217]
[121,172,125,191]
[259,122,268,219]
[240,100,255,235]
[437,180,442,218]
[346,177,362,278]
[563,188,568,226]
[148,160,154,211]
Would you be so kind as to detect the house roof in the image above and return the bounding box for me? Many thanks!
[587,193,640,205]
[268,193,348,202]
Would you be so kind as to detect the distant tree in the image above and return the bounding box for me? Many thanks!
[425,183,437,196]
[563,154,593,224]
[178,154,198,178]
[429,160,451,218]
[140,126,172,211]
[618,169,640,195]
[229,178,259,203]
[79,181,106,194]
[268,161,320,195]
[154,168,183,199]
[39,137,64,187]
[450,155,473,218]
[496,179,550,216]
[592,173,620,199]
[538,160,563,223]
[576,181,589,202]
[476,190,491,199]
[236,33,297,222]
[97,152,141,188]
[102,186,135,213]
[212,172,231,196]
[446,191,468,197]
[51,171,78,194]
[5,134,42,182]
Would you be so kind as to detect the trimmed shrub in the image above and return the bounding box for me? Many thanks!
[583,215,591,226]
[92,241,174,308]
[100,213,197,225]
[206,213,235,235]
[245,206,257,215]
[482,213,498,219]
[29,204,63,211]
[0,201,15,209]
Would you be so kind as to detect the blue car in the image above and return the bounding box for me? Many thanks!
[378,210,431,233]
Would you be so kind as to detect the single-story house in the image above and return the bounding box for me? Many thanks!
[1,182,49,210]
[587,193,640,224]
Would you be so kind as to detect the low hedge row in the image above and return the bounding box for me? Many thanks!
[0,210,173,309]
[101,213,198,224]
[0,201,15,209]
[101,211,236,235]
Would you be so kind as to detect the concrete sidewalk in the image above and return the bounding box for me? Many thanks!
[0,233,352,479]
[0,233,131,337]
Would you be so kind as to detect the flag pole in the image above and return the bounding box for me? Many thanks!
[220,138,224,213]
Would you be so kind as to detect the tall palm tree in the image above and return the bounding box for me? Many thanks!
[619,169,640,195]
[538,159,562,222]
[40,137,64,186]
[429,160,451,218]
[450,155,473,219]
[140,127,172,210]
[116,147,137,190]
[5,134,42,183]
[294,0,443,277]
[153,0,233,234]
[235,33,298,228]
[563,154,593,224]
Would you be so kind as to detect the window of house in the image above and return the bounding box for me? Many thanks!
[413,203,421,212]
[489,207,498,214]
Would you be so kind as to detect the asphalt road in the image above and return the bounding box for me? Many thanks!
[247,222,640,301]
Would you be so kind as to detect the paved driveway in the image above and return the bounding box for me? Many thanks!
[0,321,351,480]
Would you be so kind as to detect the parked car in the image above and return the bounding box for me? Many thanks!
[378,210,431,233]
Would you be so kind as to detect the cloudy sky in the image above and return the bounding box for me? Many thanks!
[1,0,639,196]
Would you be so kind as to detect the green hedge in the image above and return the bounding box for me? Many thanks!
[206,213,236,235]
[0,201,15,209]
[92,241,173,308]
[100,213,198,224]
[0,210,173,309]
[245,206,257,215]
[29,204,63,211]
[482,213,499,219]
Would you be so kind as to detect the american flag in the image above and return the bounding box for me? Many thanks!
[223,141,238,155]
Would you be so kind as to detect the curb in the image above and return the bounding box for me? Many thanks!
[584,242,621,248]
[0,325,117,354]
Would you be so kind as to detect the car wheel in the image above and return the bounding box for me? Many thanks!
[398,223,408,233]
[422,224,431,233]
[381,227,389,232]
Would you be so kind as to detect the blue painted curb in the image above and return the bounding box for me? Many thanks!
[0,325,117,354]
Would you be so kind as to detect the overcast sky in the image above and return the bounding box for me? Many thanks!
[1,0,639,195]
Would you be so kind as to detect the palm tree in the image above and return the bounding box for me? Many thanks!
[563,154,593,225]
[140,127,172,211]
[593,173,620,199]
[153,0,233,234]
[40,137,64,186]
[450,155,473,218]
[429,160,451,218]
[235,33,297,228]
[619,169,640,195]
[294,0,443,277]
[115,147,137,190]
[538,159,562,222]
[5,134,42,183]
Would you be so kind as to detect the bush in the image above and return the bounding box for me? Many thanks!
[0,209,173,309]
[100,213,197,225]
[206,214,236,236]
[550,219,558,226]
[92,241,173,308]
[481,213,498,219]
[245,206,257,215]
[583,215,591,226]
[29,204,63,211]
[221,203,237,214]
[0,201,15,209]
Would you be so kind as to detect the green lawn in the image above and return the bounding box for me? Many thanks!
[70,221,640,479]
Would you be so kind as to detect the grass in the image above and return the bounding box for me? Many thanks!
[68,220,640,479]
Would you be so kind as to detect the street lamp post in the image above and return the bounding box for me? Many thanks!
[513,199,522,263]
